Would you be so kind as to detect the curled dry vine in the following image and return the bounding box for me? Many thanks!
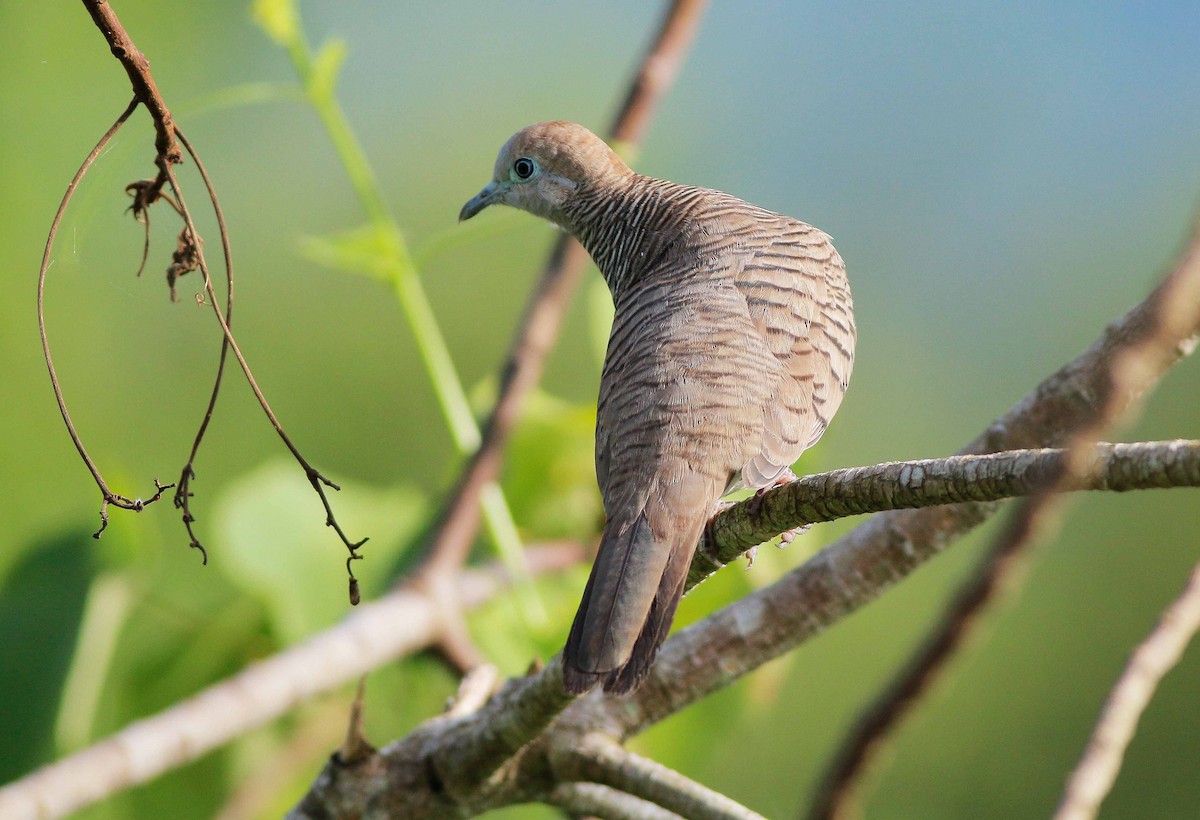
[40,0,365,596]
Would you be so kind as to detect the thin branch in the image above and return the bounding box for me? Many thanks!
[556,734,765,820]
[171,127,235,565]
[338,677,374,766]
[421,0,711,579]
[66,0,366,580]
[1055,560,1200,820]
[163,148,369,565]
[0,545,582,820]
[36,97,178,536]
[810,213,1200,819]
[547,782,685,820]
[82,0,180,165]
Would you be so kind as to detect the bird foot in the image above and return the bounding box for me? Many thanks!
[746,467,800,517]
[777,523,812,548]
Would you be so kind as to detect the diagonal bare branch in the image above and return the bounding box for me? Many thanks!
[809,213,1200,819]
[1055,560,1200,820]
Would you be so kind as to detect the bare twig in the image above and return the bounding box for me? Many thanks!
[171,128,235,566]
[421,0,710,580]
[444,665,501,719]
[555,734,765,820]
[1055,560,1200,820]
[36,97,179,537]
[82,0,180,165]
[0,545,582,820]
[64,0,366,580]
[338,677,374,766]
[810,214,1200,819]
[547,782,684,820]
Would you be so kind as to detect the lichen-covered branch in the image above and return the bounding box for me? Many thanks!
[692,439,1200,588]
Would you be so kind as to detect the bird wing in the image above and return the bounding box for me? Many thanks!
[734,215,855,488]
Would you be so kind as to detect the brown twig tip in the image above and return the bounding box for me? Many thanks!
[91,479,176,539]
[338,677,376,765]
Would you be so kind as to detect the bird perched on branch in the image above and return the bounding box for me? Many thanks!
[460,121,854,694]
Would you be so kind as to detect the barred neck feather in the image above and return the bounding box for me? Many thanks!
[565,174,709,299]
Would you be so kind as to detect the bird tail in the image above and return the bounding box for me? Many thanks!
[562,492,708,695]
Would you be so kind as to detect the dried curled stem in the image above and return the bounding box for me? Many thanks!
[44,0,366,585]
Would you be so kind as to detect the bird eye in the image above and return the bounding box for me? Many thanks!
[513,157,536,180]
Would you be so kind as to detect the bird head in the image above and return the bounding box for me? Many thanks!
[459,121,630,228]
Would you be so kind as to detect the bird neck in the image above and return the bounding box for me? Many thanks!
[565,174,692,300]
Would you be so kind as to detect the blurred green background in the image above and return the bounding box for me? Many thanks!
[3,2,1199,817]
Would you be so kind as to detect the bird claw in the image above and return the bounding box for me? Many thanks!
[777,523,812,547]
[744,545,758,569]
[747,467,800,517]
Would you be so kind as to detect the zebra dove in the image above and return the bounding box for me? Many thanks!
[460,121,855,694]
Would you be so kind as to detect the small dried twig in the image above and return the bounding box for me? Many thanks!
[169,128,234,565]
[1055,560,1200,820]
[444,665,500,719]
[47,0,366,583]
[337,677,375,766]
[36,96,178,537]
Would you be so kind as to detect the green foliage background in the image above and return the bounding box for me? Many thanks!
[2,2,1199,817]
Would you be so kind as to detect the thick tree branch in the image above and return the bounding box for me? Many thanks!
[0,546,581,820]
[286,439,1199,816]
[1055,560,1200,820]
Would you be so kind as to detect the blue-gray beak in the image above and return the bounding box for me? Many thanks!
[459,181,504,222]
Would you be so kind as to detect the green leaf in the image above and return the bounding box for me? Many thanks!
[213,461,427,642]
[504,390,602,542]
[298,223,396,281]
[250,0,299,46]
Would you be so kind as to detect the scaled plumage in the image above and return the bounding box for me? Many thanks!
[461,121,855,694]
